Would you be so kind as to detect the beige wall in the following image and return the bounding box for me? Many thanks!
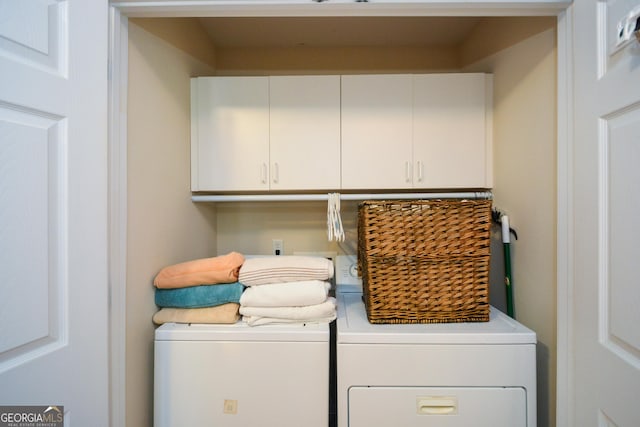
[215,45,459,75]
[127,23,217,427]
[459,16,556,67]
[216,201,360,256]
[130,18,217,68]
[131,16,556,75]
[463,26,558,427]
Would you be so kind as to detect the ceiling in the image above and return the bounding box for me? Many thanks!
[197,16,483,49]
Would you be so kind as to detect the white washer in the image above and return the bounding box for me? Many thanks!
[335,257,537,427]
[154,321,329,427]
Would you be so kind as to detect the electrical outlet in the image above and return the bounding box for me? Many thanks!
[272,239,283,255]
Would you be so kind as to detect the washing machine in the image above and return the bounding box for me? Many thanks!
[334,255,537,427]
[154,321,329,427]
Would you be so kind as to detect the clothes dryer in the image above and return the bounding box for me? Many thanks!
[334,256,537,427]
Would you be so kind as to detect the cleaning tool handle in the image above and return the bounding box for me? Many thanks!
[501,215,511,244]
[504,242,514,318]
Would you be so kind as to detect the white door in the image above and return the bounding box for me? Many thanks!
[413,73,492,189]
[191,76,270,192]
[0,0,109,424]
[269,75,341,190]
[341,74,413,190]
[572,0,640,425]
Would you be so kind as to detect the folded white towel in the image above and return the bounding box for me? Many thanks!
[239,297,336,322]
[242,313,337,326]
[239,280,331,308]
[239,256,334,286]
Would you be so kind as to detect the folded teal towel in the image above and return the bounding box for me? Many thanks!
[155,282,245,308]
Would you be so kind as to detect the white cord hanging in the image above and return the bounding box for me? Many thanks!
[327,193,345,242]
[335,193,344,242]
[327,194,333,241]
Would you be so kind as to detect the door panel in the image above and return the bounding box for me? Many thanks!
[0,0,65,74]
[0,0,108,423]
[606,106,640,364]
[0,108,66,366]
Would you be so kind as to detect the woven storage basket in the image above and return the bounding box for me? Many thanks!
[358,199,492,324]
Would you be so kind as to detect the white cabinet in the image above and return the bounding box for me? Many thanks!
[413,73,492,189]
[269,75,340,190]
[341,74,414,189]
[192,73,492,193]
[191,75,340,192]
[341,73,492,190]
[191,76,269,192]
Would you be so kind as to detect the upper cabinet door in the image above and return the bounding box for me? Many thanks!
[191,76,270,192]
[413,73,492,189]
[341,74,414,190]
[270,75,341,190]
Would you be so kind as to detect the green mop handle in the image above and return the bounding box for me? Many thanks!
[502,215,515,318]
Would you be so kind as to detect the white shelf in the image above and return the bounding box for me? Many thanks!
[191,191,492,203]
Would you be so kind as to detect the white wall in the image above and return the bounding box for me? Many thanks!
[127,22,217,427]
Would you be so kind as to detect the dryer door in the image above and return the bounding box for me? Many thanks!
[349,386,527,427]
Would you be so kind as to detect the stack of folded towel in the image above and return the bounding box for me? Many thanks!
[238,256,336,326]
[152,252,245,325]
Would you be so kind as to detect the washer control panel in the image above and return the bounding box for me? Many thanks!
[335,255,362,287]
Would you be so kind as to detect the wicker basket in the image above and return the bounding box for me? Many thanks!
[358,199,492,324]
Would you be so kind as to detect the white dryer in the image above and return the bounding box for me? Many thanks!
[335,257,537,427]
[154,321,329,427]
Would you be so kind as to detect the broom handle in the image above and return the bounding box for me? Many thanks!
[502,216,515,318]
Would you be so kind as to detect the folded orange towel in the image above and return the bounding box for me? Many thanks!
[153,252,245,289]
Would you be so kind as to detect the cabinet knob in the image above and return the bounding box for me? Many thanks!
[405,161,412,183]
[273,162,279,184]
[417,161,424,182]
